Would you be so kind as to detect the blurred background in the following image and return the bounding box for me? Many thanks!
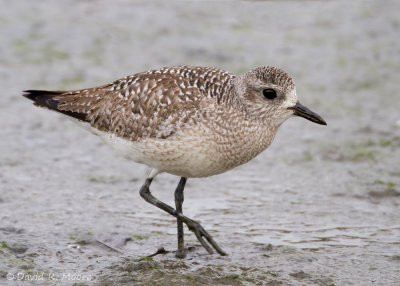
[1,1,399,285]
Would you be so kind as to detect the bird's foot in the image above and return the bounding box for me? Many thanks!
[174,245,198,258]
[180,216,227,256]
[175,250,186,259]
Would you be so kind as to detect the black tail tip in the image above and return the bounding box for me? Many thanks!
[23,90,62,101]
[22,89,88,122]
[22,89,64,110]
[23,90,41,101]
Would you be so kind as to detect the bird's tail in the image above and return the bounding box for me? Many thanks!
[23,90,88,121]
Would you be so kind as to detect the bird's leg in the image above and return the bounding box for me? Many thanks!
[139,178,226,256]
[174,177,187,258]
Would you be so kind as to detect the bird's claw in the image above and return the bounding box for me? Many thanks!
[184,218,227,256]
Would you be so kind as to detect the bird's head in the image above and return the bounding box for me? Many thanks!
[235,66,327,127]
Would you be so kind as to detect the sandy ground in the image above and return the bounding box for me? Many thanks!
[1,1,400,285]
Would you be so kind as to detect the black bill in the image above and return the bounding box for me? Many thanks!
[290,102,327,125]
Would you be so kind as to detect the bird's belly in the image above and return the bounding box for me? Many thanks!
[99,132,229,178]
[87,118,273,178]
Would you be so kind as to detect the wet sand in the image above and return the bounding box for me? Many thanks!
[1,1,399,285]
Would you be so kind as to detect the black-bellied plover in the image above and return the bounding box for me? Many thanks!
[23,66,326,257]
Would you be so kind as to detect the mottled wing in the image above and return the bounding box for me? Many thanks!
[53,72,207,141]
[24,66,235,141]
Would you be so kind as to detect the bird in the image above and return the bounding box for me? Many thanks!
[23,65,326,258]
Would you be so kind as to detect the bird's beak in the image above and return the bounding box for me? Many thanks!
[289,102,327,125]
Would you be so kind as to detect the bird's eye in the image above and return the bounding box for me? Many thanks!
[262,88,277,100]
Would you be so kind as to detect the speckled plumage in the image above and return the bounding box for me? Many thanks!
[23,65,325,256]
[24,66,297,178]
